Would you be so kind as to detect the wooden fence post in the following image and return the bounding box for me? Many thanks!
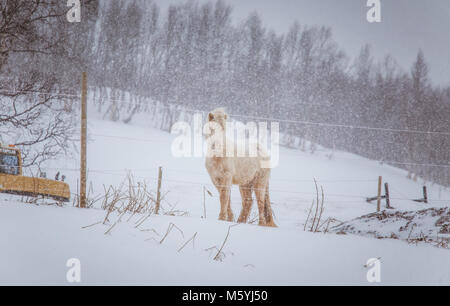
[376,176,382,212]
[384,182,391,209]
[423,186,428,204]
[80,72,87,208]
[155,166,162,214]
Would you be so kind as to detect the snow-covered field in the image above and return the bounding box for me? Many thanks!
[1,112,449,285]
[1,202,450,285]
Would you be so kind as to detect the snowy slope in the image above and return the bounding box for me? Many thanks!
[1,202,450,285]
[1,115,450,285]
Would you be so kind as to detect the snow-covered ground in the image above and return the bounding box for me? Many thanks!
[333,207,450,245]
[1,200,449,285]
[1,112,449,285]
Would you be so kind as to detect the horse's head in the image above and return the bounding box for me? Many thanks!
[204,108,228,139]
[203,108,229,156]
[208,108,228,130]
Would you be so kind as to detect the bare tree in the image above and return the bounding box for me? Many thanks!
[0,0,82,167]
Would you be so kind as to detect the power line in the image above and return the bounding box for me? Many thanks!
[229,113,450,137]
[0,89,81,98]
[23,165,450,202]
[86,132,450,169]
[35,166,379,184]
[4,86,449,136]
[90,133,168,143]
[87,96,450,136]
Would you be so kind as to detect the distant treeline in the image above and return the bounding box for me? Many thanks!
[2,0,450,186]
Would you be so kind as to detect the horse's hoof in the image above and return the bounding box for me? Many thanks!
[262,221,277,228]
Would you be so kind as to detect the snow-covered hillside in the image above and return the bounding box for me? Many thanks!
[43,114,450,226]
[1,115,449,285]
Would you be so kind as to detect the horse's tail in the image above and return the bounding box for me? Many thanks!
[264,183,277,227]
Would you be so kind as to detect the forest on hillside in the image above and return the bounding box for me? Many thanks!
[1,0,449,186]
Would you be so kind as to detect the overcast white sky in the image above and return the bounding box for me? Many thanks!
[154,0,450,87]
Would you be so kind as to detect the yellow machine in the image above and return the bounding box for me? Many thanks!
[0,144,70,202]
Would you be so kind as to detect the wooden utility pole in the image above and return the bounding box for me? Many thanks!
[80,72,87,208]
[155,166,162,214]
[376,176,382,212]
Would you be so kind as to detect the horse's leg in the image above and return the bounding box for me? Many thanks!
[217,174,232,221]
[253,181,267,226]
[218,187,230,221]
[226,195,234,222]
[263,184,277,227]
[237,185,253,223]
